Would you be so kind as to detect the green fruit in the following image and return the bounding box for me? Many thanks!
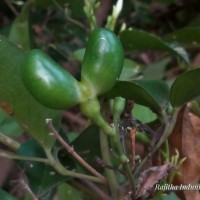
[20,49,81,109]
[81,28,124,96]
[20,29,124,110]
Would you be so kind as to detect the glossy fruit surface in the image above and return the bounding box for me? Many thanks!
[81,28,124,96]
[21,49,81,109]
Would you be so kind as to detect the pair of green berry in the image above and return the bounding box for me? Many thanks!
[21,28,124,111]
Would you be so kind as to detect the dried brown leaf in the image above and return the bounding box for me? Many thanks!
[136,163,174,199]
[169,105,200,200]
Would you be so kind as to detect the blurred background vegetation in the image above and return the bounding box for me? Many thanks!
[0,0,200,199]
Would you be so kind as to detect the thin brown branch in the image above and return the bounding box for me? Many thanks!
[45,119,107,183]
[12,170,38,200]
[130,127,136,169]
[19,178,38,200]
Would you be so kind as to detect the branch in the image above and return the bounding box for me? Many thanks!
[0,150,50,164]
[0,149,105,184]
[133,108,181,178]
[112,97,136,196]
[100,131,120,199]
[0,132,20,151]
[45,118,107,183]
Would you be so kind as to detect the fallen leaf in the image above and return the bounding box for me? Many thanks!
[169,105,200,200]
[136,163,174,199]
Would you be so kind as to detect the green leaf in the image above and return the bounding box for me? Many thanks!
[160,192,180,200]
[0,189,17,200]
[104,80,169,113]
[54,125,101,176]
[132,104,157,123]
[119,59,143,81]
[16,139,70,198]
[0,35,61,149]
[66,131,79,143]
[9,0,32,50]
[170,68,200,107]
[0,108,23,137]
[120,29,189,64]
[71,125,101,166]
[163,27,200,48]
[57,183,84,200]
[73,48,85,62]
[143,57,171,80]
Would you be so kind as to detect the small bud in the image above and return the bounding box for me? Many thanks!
[113,0,123,19]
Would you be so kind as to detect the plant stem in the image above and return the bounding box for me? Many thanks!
[46,118,107,183]
[0,150,50,164]
[164,139,170,162]
[112,97,136,196]
[111,122,127,163]
[44,148,106,184]
[152,108,180,154]
[18,178,39,200]
[113,112,136,197]
[100,131,120,199]
[133,108,181,178]
[0,143,106,183]
[80,98,115,136]
[0,132,20,151]
[81,97,136,195]
[93,115,115,136]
